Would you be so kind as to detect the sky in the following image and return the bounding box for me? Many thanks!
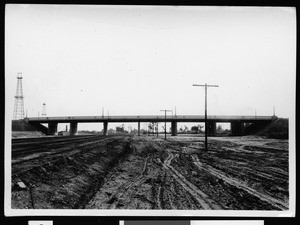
[5,5,296,131]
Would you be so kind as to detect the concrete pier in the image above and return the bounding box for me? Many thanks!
[207,121,216,136]
[138,121,140,136]
[103,121,108,136]
[48,122,58,135]
[70,122,78,136]
[231,121,245,136]
[171,121,177,136]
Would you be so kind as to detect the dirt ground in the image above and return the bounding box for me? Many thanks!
[11,134,289,210]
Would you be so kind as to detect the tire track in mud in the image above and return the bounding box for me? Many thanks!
[191,155,288,210]
[201,153,287,185]
[158,149,222,210]
[85,138,161,209]
[104,156,159,209]
[107,175,151,209]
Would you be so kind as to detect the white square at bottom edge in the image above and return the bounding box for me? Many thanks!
[28,221,53,225]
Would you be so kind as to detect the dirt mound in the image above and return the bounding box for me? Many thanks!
[257,118,288,139]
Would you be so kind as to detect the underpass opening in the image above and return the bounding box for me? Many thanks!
[77,123,102,135]
[177,122,205,137]
[104,122,139,136]
[216,123,231,136]
[144,122,165,137]
[41,123,48,128]
[142,122,173,138]
[57,123,70,136]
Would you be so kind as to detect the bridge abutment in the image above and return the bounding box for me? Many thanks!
[103,121,108,136]
[231,121,245,136]
[171,121,177,136]
[48,122,58,135]
[70,122,78,136]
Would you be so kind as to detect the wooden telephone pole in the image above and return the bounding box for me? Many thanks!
[193,83,219,151]
[160,109,172,140]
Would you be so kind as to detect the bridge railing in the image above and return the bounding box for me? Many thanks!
[26,115,274,122]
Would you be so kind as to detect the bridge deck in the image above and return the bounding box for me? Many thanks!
[26,115,275,123]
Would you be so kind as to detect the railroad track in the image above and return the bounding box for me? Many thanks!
[11,135,124,176]
[12,134,95,144]
[12,135,99,154]
[12,135,98,148]
[11,135,130,157]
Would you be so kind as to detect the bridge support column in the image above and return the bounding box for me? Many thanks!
[231,121,245,136]
[103,121,108,136]
[171,121,177,136]
[70,122,78,136]
[207,121,216,136]
[48,122,58,135]
[138,122,140,136]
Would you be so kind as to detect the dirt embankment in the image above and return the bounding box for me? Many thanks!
[12,135,289,210]
[257,118,288,139]
[12,131,45,138]
[11,136,134,209]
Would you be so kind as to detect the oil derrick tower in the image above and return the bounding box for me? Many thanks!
[13,73,25,120]
[41,103,47,116]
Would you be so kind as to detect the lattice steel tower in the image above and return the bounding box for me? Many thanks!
[42,103,47,116]
[13,73,25,120]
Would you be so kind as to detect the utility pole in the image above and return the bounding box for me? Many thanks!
[273,106,275,116]
[156,116,159,137]
[102,107,104,118]
[160,109,172,140]
[193,83,219,151]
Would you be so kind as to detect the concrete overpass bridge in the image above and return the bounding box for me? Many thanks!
[23,115,276,136]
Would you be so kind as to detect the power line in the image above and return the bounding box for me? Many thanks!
[193,83,219,151]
